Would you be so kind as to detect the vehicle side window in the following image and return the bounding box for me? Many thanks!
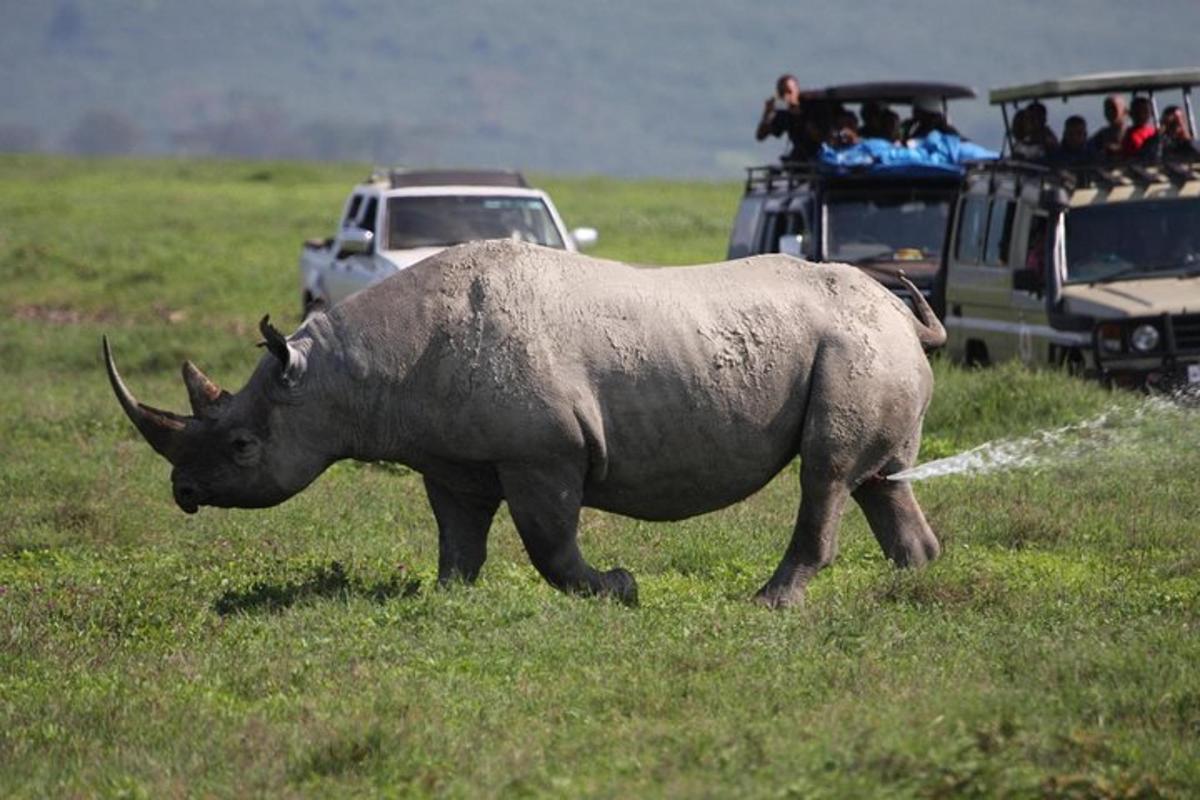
[343,194,363,228]
[954,196,989,263]
[984,199,1015,266]
[728,197,765,258]
[760,212,782,253]
[360,198,378,234]
[760,211,806,254]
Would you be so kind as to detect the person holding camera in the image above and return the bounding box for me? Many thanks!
[756,74,810,162]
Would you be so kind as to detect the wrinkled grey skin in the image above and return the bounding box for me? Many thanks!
[105,240,946,608]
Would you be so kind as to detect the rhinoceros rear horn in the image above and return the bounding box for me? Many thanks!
[182,360,230,417]
[102,336,189,462]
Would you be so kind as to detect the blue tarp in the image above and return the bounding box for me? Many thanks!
[817,131,999,175]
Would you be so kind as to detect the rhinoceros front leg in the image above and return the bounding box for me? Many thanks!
[755,470,851,609]
[497,463,638,606]
[424,476,501,586]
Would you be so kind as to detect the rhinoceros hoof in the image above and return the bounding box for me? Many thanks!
[602,567,639,607]
[753,584,806,610]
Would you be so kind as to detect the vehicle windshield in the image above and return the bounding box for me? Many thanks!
[824,189,952,263]
[386,196,565,250]
[1065,198,1200,284]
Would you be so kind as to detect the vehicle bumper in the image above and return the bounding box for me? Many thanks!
[1097,358,1200,390]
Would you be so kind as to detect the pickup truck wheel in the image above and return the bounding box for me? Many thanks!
[1062,347,1084,376]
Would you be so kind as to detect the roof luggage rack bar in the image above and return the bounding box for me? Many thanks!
[967,156,1200,192]
[382,169,529,189]
[744,164,823,193]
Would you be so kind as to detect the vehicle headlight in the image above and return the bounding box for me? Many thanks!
[1130,323,1160,353]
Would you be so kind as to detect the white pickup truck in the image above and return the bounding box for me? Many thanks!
[298,169,597,315]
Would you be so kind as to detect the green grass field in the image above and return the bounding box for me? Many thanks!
[1,155,1198,798]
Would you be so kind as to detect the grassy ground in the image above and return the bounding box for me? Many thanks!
[1,155,1198,798]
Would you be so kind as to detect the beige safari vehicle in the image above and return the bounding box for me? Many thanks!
[941,68,1200,389]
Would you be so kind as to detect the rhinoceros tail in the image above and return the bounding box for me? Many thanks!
[897,272,946,352]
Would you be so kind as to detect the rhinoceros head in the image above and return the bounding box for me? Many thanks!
[103,316,328,513]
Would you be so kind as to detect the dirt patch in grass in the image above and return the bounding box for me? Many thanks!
[12,304,120,325]
[13,303,192,326]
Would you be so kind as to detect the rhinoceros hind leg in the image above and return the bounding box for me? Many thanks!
[425,476,501,585]
[498,464,638,606]
[755,474,850,609]
[852,479,940,568]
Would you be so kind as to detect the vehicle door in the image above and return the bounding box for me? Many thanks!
[1008,203,1053,365]
[325,196,381,303]
[944,189,1021,363]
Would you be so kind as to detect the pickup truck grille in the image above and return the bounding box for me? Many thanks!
[1172,314,1200,352]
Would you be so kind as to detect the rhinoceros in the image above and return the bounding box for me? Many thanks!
[104,240,945,607]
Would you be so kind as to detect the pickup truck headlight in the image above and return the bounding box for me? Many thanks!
[1130,323,1160,353]
[1097,323,1124,354]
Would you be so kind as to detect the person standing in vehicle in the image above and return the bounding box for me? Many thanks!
[1052,116,1090,165]
[903,96,958,140]
[756,74,810,161]
[1087,95,1127,160]
[1121,97,1158,158]
[1156,105,1200,159]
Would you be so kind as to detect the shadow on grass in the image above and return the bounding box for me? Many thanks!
[212,561,420,616]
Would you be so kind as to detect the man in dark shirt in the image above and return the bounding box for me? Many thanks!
[1087,95,1127,160]
[755,74,812,162]
[1051,116,1090,165]
[1157,105,1200,159]
[902,96,959,140]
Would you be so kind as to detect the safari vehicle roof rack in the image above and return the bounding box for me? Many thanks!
[744,161,967,194]
[373,168,530,189]
[745,164,822,193]
[966,155,1200,195]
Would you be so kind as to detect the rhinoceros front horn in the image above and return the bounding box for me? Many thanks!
[102,336,190,462]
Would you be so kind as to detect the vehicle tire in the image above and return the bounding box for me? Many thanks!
[965,341,990,368]
[1061,348,1085,377]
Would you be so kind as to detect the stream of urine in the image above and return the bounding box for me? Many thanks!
[888,391,1199,483]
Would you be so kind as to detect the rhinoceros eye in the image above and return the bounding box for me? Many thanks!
[229,431,261,464]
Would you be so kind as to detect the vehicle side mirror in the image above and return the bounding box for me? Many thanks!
[779,234,805,258]
[337,227,374,258]
[572,227,598,250]
[1012,267,1042,294]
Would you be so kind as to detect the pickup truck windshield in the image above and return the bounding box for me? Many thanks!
[386,196,565,250]
[825,189,951,263]
[1065,198,1200,284]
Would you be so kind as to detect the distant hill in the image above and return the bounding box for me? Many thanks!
[2,0,1197,176]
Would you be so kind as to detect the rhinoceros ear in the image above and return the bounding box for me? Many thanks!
[257,315,309,387]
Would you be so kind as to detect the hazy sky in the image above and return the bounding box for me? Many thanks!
[3,1,1198,176]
